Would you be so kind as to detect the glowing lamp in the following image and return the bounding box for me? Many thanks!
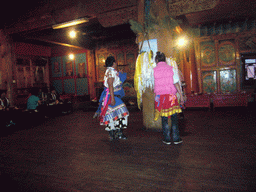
[177,37,187,47]
[69,54,74,60]
[69,31,76,38]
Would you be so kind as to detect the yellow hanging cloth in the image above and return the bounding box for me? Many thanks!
[134,52,144,109]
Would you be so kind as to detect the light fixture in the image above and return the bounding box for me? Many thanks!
[69,54,74,60]
[52,17,89,29]
[69,30,77,38]
[177,37,188,47]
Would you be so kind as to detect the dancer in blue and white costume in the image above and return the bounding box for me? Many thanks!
[95,56,129,141]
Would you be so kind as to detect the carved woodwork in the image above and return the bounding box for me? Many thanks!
[167,0,220,16]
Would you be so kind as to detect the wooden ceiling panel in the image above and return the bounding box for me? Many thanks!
[184,0,256,26]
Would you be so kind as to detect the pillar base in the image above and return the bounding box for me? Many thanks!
[142,88,171,130]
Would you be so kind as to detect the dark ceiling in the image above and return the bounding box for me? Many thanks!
[2,0,137,50]
[10,19,137,50]
[2,0,256,50]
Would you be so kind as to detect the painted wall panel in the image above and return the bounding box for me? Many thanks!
[63,56,74,77]
[76,78,88,96]
[64,79,75,94]
[52,80,63,94]
[202,71,217,93]
[220,69,237,93]
[50,51,89,96]
[75,53,87,78]
[51,57,62,77]
[200,41,216,68]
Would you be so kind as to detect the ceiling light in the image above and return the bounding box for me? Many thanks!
[69,31,76,38]
[69,54,74,60]
[52,17,89,29]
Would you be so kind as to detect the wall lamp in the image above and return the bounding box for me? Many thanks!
[69,54,75,60]
[52,17,89,29]
[177,37,188,47]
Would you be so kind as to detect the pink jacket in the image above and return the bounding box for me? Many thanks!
[153,61,177,95]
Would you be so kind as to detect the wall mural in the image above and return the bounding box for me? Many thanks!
[65,61,73,77]
[200,41,216,67]
[200,38,239,93]
[199,19,256,37]
[50,52,88,95]
[218,41,236,66]
[202,71,217,93]
[117,52,125,66]
[97,51,137,82]
[220,69,237,93]
[54,61,60,74]
[51,57,62,78]
[78,63,86,78]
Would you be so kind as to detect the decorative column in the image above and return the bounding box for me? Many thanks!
[137,0,174,130]
[0,30,15,106]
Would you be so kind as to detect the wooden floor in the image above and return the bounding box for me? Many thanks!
[0,104,256,192]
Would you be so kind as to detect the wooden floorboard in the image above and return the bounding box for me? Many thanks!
[0,105,256,191]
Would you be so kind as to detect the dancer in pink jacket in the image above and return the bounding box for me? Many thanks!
[154,52,185,145]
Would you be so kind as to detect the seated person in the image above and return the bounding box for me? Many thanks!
[47,88,62,105]
[27,87,41,111]
[0,91,10,110]
[0,91,16,127]
[38,87,48,104]
[47,88,70,115]
[27,87,51,119]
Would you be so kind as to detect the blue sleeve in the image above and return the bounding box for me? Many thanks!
[119,72,127,83]
[96,88,107,113]
[118,72,127,98]
[99,87,107,103]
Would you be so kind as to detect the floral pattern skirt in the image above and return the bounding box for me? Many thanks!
[100,96,129,127]
[154,94,182,121]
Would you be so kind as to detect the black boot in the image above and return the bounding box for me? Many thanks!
[118,129,127,140]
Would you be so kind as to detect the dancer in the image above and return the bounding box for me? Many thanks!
[98,56,129,141]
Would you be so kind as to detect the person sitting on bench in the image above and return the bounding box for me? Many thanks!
[27,87,42,111]
[0,91,17,127]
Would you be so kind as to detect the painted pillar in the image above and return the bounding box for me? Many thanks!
[137,0,173,130]
[179,42,200,95]
[0,30,15,106]
[190,42,199,93]
[87,50,96,100]
[182,50,192,94]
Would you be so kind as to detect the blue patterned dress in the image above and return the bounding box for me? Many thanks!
[99,67,129,131]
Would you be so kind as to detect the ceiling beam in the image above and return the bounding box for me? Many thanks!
[27,38,85,49]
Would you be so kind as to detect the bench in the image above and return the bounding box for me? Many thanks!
[185,94,211,109]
